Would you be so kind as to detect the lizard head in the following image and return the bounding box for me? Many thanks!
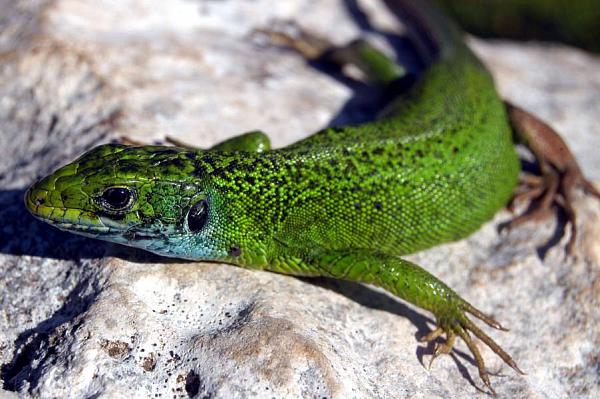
[25,143,236,260]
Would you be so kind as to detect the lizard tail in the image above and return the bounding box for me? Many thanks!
[382,0,468,65]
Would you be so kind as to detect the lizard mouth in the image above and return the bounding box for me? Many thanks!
[25,186,109,236]
[25,185,166,241]
[25,184,116,236]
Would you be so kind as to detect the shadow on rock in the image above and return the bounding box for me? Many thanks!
[0,188,109,260]
[1,273,105,392]
[301,276,434,335]
[303,276,484,391]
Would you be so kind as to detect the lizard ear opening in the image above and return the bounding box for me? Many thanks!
[187,199,208,233]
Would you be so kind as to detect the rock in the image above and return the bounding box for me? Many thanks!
[1,0,599,398]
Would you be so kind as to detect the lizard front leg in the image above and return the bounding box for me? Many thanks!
[117,130,271,152]
[312,250,524,395]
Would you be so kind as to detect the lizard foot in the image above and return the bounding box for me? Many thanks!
[420,302,524,395]
[503,102,600,256]
[251,21,333,60]
[252,22,407,87]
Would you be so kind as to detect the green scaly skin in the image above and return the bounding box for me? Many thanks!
[26,0,524,391]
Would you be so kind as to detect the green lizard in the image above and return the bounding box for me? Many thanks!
[24,0,599,393]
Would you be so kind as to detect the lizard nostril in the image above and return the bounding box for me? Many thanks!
[25,186,47,213]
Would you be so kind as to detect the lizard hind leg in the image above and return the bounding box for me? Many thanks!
[252,22,407,87]
[504,102,600,256]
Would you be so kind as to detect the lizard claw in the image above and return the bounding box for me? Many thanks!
[421,301,524,395]
[419,327,456,369]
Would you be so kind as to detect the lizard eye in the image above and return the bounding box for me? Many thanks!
[187,199,208,233]
[100,187,135,211]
